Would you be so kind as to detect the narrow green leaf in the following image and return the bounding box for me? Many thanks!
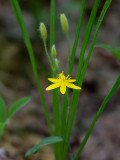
[10,0,53,136]
[76,0,100,81]
[50,1,61,159]
[25,136,64,158]
[95,44,120,61]
[64,0,112,158]
[8,97,31,118]
[67,0,112,144]
[69,0,86,76]
[62,0,86,139]
[74,75,120,160]
[0,97,6,122]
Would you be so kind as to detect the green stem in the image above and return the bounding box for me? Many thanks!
[10,0,53,136]
[43,39,54,70]
[69,0,86,76]
[66,33,71,74]
[50,1,61,160]
[63,0,101,158]
[61,0,86,148]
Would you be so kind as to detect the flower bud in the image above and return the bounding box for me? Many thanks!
[60,13,69,34]
[51,45,56,58]
[55,58,59,70]
[40,23,47,39]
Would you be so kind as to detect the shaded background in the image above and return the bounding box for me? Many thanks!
[0,0,120,160]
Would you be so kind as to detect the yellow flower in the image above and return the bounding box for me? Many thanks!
[46,71,81,94]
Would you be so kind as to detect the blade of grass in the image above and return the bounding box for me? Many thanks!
[50,0,60,135]
[50,0,60,136]
[76,0,100,81]
[74,75,120,160]
[10,0,53,136]
[63,0,101,158]
[67,0,111,144]
[61,0,86,139]
[50,1,61,160]
[69,0,86,76]
[63,0,111,158]
[80,0,112,86]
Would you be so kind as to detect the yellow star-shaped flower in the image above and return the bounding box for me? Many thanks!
[46,71,81,94]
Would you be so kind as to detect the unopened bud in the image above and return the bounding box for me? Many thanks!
[40,23,47,39]
[60,13,69,34]
[55,58,59,70]
[51,45,56,58]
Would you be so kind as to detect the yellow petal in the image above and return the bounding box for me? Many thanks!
[60,84,66,94]
[65,82,81,90]
[67,79,76,82]
[48,78,59,83]
[46,83,60,91]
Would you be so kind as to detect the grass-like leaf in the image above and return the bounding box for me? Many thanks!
[10,0,53,136]
[0,97,6,122]
[63,0,101,157]
[74,75,120,160]
[25,136,64,158]
[63,0,112,158]
[61,0,86,141]
[95,44,120,61]
[50,1,61,159]
[8,97,31,118]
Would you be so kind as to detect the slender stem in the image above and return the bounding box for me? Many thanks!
[66,33,71,74]
[50,1,61,160]
[10,0,53,136]
[66,91,70,108]
[43,39,54,70]
[63,0,101,158]
[61,0,86,149]
[69,0,86,76]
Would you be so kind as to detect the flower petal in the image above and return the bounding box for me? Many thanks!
[67,79,76,82]
[65,82,81,90]
[60,84,66,94]
[46,83,60,91]
[48,78,59,83]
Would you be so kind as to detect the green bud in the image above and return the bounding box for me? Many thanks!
[55,58,59,70]
[40,23,47,39]
[51,45,56,58]
[60,13,69,34]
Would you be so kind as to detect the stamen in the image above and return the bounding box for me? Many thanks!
[66,74,70,79]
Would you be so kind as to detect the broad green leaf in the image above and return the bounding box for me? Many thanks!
[8,97,32,118]
[0,97,6,122]
[95,44,120,61]
[25,136,64,158]
[0,122,5,137]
